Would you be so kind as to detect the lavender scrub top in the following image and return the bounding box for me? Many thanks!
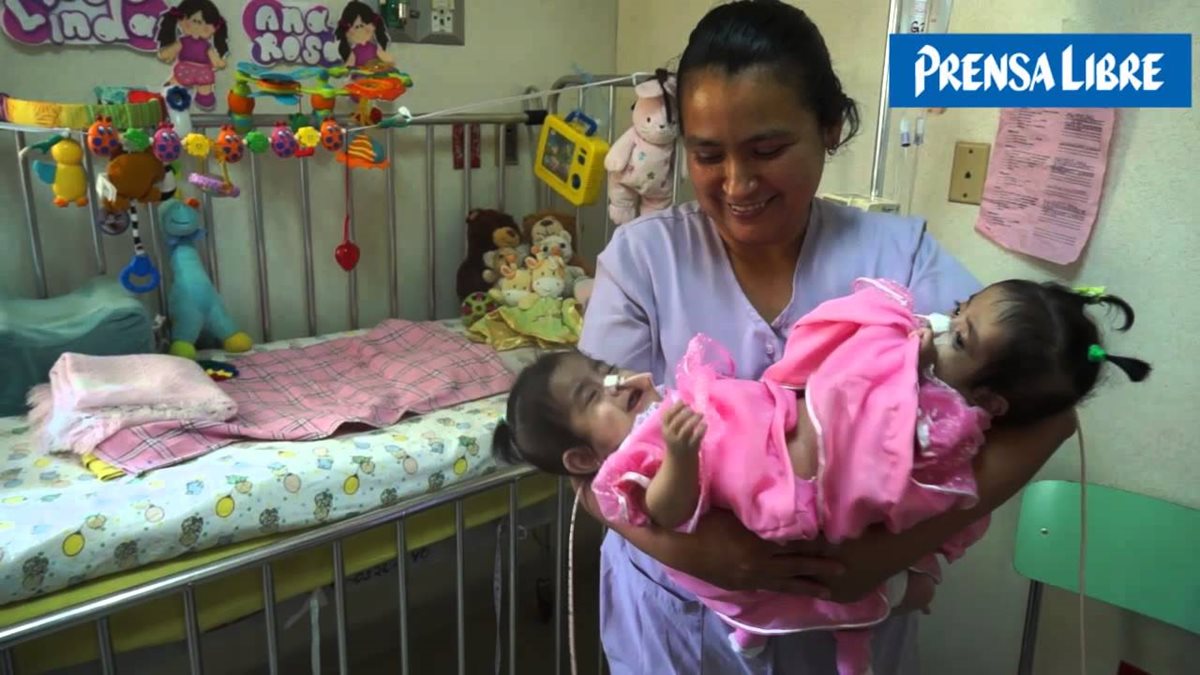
[578,198,981,675]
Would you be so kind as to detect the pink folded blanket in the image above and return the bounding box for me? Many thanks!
[91,319,515,475]
[27,353,238,457]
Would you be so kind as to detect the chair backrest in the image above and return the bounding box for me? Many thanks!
[1013,479,1200,635]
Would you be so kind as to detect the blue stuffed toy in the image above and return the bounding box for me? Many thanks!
[159,199,253,359]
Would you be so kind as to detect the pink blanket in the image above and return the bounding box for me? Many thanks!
[94,320,514,474]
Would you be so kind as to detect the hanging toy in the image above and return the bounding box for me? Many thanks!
[244,130,269,154]
[336,132,389,169]
[95,172,161,294]
[86,115,122,157]
[269,121,298,158]
[319,117,346,152]
[152,122,183,163]
[227,81,256,135]
[162,85,194,137]
[27,136,89,208]
[294,126,319,158]
[184,131,239,198]
[334,150,360,271]
[213,124,245,163]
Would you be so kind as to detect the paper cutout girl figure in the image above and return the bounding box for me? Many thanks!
[156,0,230,111]
[336,1,395,70]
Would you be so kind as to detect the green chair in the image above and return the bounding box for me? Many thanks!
[1012,480,1200,674]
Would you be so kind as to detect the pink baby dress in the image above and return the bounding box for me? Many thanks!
[591,278,992,675]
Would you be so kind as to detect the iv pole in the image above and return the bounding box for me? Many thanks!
[869,0,903,199]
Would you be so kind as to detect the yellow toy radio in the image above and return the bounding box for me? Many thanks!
[534,111,609,207]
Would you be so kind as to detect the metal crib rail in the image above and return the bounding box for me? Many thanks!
[4,110,539,337]
[0,466,554,675]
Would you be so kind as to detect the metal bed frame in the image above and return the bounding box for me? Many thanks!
[0,72,669,675]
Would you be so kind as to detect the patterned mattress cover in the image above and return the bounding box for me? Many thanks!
[0,320,539,606]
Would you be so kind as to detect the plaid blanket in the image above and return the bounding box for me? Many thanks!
[93,320,515,474]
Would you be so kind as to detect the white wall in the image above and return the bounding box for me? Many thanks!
[616,1,1200,673]
[0,0,618,338]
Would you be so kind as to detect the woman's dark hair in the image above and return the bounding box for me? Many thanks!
[973,280,1151,424]
[492,351,585,476]
[157,0,229,57]
[336,0,390,62]
[676,0,860,152]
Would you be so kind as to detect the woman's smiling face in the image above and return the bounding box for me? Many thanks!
[681,66,839,251]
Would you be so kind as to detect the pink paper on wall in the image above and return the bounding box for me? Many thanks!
[975,108,1116,265]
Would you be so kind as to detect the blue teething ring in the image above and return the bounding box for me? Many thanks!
[120,254,161,293]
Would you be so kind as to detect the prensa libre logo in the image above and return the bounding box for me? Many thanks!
[889,33,1192,108]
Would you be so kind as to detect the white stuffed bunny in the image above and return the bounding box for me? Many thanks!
[605,74,679,226]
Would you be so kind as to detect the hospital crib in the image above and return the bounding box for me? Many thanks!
[0,73,673,674]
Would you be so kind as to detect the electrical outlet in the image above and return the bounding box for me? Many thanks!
[431,8,454,34]
[948,141,990,205]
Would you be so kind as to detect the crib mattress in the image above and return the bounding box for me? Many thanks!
[0,320,539,607]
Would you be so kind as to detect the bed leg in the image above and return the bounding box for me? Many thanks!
[396,520,411,675]
[455,500,467,675]
[332,541,350,675]
[96,617,116,675]
[508,481,519,674]
[262,564,280,675]
[182,586,203,675]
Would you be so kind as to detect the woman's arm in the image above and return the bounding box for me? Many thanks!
[574,477,844,597]
[815,409,1077,602]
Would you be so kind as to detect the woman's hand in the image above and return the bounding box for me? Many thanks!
[573,477,843,597]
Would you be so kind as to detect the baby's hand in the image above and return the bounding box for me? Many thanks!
[662,402,705,457]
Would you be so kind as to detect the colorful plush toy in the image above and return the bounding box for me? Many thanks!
[31,137,89,207]
[456,209,525,301]
[158,199,253,358]
[522,211,593,271]
[532,232,588,295]
[605,73,679,226]
[526,256,567,300]
[487,263,535,310]
[460,291,499,326]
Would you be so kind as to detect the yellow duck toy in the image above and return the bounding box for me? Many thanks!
[32,137,88,207]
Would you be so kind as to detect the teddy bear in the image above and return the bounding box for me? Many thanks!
[488,263,536,310]
[522,211,594,276]
[605,74,679,226]
[532,233,588,295]
[482,246,521,286]
[456,209,526,301]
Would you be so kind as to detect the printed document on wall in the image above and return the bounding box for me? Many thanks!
[975,108,1115,265]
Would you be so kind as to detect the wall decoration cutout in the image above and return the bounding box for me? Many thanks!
[157,0,230,112]
[334,0,391,69]
[2,0,170,51]
[243,0,339,67]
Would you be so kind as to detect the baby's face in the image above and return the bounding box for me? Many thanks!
[548,353,659,459]
[927,285,1012,394]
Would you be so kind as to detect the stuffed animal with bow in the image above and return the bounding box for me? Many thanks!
[159,199,253,358]
[605,74,678,226]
